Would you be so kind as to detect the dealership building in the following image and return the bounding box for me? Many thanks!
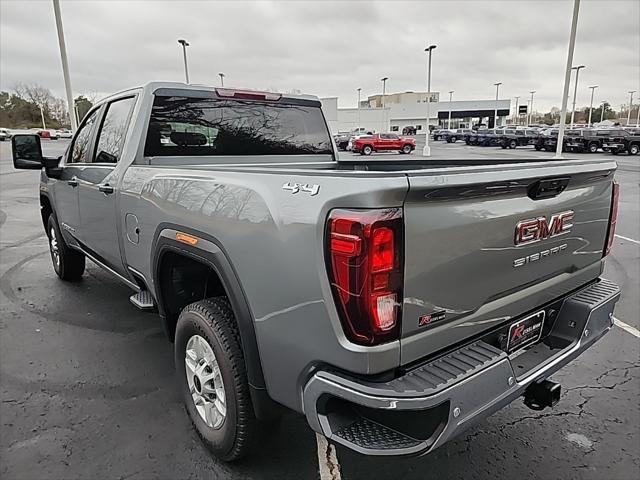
[321,91,512,134]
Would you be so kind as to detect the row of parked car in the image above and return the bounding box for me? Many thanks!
[431,126,640,156]
[0,127,73,141]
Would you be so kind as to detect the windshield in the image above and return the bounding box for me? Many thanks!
[145,95,333,156]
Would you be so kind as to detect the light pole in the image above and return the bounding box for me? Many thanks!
[357,87,362,131]
[52,0,77,131]
[514,96,520,125]
[528,91,536,125]
[569,65,585,127]
[423,44,436,156]
[637,97,640,127]
[178,39,190,83]
[554,0,581,160]
[39,105,47,130]
[447,90,454,129]
[381,77,388,132]
[587,85,598,126]
[600,101,607,122]
[493,82,502,128]
[218,73,225,87]
[627,90,636,126]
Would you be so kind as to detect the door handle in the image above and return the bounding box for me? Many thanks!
[98,184,114,195]
[67,177,79,187]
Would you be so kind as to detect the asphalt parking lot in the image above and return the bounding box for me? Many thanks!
[1,139,638,480]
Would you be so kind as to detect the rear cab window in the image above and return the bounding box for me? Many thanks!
[144,94,333,158]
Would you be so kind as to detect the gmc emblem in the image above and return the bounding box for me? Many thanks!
[515,210,574,245]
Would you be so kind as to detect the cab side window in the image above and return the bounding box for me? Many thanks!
[69,109,98,163]
[93,97,136,164]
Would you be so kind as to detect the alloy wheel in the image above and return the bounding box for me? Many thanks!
[185,334,227,429]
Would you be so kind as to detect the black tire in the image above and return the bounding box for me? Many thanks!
[175,298,262,462]
[611,149,619,155]
[401,144,412,154]
[46,214,85,281]
[628,143,639,155]
[362,145,373,155]
[451,136,457,143]
[509,140,517,149]
[588,142,598,153]
[534,145,542,151]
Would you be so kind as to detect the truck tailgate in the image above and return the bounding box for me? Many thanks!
[400,159,617,365]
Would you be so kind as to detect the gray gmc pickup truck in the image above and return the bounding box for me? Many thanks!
[11,82,621,461]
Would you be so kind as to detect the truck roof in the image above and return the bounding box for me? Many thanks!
[97,81,320,105]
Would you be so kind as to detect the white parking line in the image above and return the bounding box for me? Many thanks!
[615,234,640,245]
[316,433,342,480]
[613,317,640,338]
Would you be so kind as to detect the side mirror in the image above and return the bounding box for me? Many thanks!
[12,134,44,169]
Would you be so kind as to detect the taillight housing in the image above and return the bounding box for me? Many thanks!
[326,208,403,345]
[603,181,620,257]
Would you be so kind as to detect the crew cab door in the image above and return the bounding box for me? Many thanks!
[53,107,101,246]
[76,96,136,274]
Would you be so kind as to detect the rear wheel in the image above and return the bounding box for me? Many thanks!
[450,136,457,143]
[509,140,517,149]
[46,214,85,281]
[588,142,598,153]
[362,145,373,155]
[628,143,639,155]
[175,298,264,462]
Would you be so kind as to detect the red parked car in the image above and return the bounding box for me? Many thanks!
[36,129,59,140]
[352,133,416,155]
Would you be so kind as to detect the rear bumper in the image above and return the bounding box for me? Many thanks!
[303,279,620,456]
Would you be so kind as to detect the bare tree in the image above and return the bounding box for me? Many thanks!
[13,82,55,109]
[49,97,69,127]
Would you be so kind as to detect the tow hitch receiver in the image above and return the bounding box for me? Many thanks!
[523,380,561,411]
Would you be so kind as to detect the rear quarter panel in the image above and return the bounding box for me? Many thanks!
[119,166,408,411]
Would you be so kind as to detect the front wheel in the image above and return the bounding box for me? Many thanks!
[588,142,598,153]
[401,144,413,154]
[450,136,457,143]
[175,298,263,462]
[362,145,373,155]
[47,214,85,281]
[509,140,517,149]
[628,143,639,155]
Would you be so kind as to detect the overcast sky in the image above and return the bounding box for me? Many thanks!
[1,0,638,112]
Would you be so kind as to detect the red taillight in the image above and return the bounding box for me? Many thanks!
[326,208,403,345]
[603,181,620,257]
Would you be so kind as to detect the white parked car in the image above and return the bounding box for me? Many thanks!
[56,129,73,139]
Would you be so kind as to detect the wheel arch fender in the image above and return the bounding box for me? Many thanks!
[151,224,266,391]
